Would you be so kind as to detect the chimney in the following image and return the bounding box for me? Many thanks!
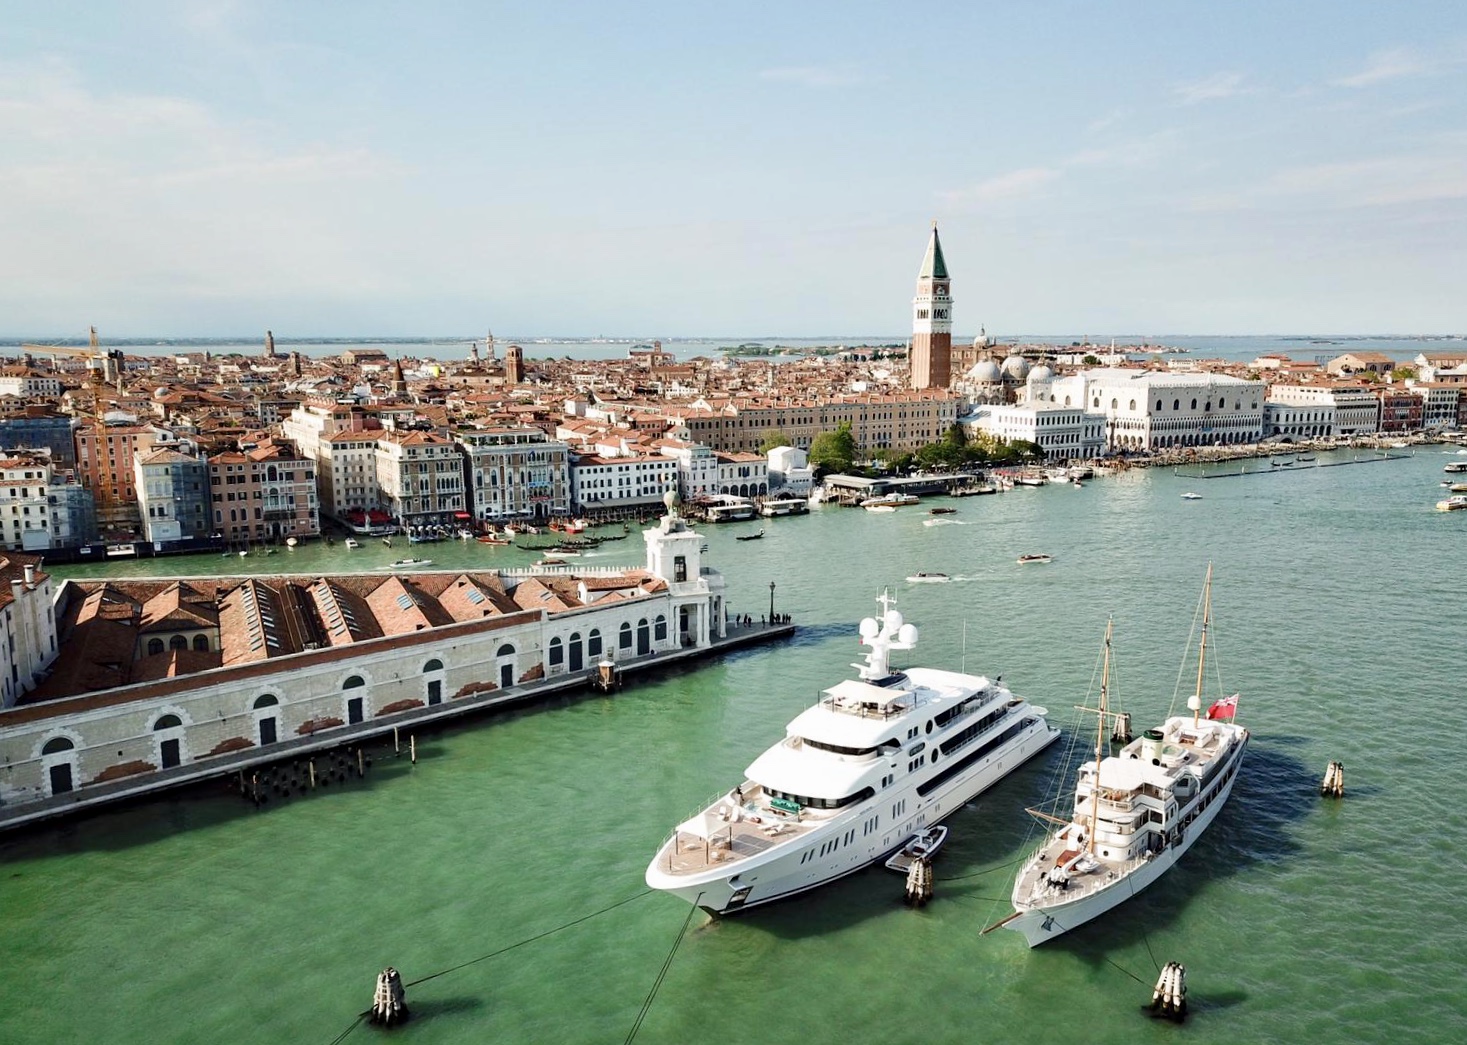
[23,564,36,585]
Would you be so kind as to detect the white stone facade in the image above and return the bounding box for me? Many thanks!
[456,427,571,521]
[1079,369,1265,451]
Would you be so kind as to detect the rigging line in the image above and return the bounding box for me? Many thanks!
[624,892,702,1045]
[404,890,654,988]
[1166,578,1208,720]
[1103,954,1151,987]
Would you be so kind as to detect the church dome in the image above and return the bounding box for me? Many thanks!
[972,328,994,349]
[1027,364,1054,383]
[966,359,1003,383]
[1001,355,1031,380]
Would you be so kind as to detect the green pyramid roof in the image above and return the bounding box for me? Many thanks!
[918,224,948,280]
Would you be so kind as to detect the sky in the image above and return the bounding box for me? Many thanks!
[2,1,1465,339]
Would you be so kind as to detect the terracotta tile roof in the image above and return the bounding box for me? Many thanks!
[138,581,219,632]
[365,575,457,635]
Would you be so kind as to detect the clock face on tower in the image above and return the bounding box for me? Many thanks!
[935,284,947,295]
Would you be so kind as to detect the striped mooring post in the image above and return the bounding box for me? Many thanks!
[369,967,408,1026]
[1149,961,1187,1021]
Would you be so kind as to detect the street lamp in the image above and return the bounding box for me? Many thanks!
[769,581,776,624]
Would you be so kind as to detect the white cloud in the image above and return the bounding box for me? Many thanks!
[757,66,865,89]
[942,167,1059,207]
[1186,149,1467,212]
[1332,47,1430,88]
[1173,71,1251,105]
[0,57,404,319]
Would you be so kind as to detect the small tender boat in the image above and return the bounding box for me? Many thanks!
[392,557,433,568]
[344,538,360,549]
[885,826,950,873]
[906,572,949,583]
[1181,492,1203,500]
[238,550,249,557]
[1450,483,1467,493]
[735,529,765,541]
[1017,554,1053,564]
[286,537,298,548]
[536,557,565,567]
[928,507,957,515]
[477,535,510,545]
[1445,462,1467,473]
[1436,495,1467,512]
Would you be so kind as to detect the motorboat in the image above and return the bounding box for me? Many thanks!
[1445,462,1467,473]
[1181,492,1203,500]
[1436,495,1467,512]
[735,529,766,541]
[285,537,298,548]
[1003,566,1249,947]
[860,493,920,509]
[864,504,897,513]
[928,507,957,515]
[391,557,434,568]
[1017,554,1053,564]
[646,591,1060,915]
[884,825,950,873]
[477,535,510,545]
[906,572,950,583]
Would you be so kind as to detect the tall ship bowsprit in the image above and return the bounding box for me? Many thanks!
[646,591,1060,914]
[1002,565,1249,946]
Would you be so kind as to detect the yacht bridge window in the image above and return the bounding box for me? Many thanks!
[763,785,875,811]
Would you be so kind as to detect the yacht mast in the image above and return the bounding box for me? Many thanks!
[1088,617,1113,856]
[1192,563,1213,728]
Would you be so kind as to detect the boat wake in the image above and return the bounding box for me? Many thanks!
[922,518,969,527]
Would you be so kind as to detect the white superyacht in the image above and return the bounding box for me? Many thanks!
[646,592,1060,914]
[1002,566,1249,946]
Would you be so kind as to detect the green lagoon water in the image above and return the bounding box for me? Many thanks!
[4,449,1466,1044]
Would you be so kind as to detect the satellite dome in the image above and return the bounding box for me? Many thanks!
[966,359,1003,383]
[1002,355,1032,380]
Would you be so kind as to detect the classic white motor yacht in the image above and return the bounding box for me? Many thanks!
[646,592,1060,914]
[1001,566,1249,946]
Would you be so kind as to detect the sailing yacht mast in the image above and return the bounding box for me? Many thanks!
[1088,617,1114,856]
[1191,563,1213,728]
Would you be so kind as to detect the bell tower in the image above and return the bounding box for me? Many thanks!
[910,222,953,389]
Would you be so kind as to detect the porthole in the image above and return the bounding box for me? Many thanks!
[925,720,933,734]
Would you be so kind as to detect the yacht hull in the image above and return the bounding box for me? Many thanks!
[1007,739,1247,947]
[648,719,1060,915]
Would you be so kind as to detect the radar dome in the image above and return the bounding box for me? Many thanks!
[884,609,903,631]
[897,623,919,646]
[859,618,879,639]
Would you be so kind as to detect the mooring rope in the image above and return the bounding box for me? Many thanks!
[319,890,656,1045]
[936,853,1025,882]
[623,893,702,1045]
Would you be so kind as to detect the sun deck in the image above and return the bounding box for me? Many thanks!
[653,784,823,876]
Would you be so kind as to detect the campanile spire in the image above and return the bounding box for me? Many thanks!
[910,224,953,389]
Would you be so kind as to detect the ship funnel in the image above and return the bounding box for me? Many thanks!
[1142,729,1164,765]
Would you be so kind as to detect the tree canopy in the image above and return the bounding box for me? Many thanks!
[808,421,857,473]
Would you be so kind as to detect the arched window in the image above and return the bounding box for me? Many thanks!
[549,636,564,667]
[147,637,165,655]
[1174,399,1180,410]
[1110,398,1118,410]
[496,644,515,658]
[619,622,633,650]
[1156,400,1163,411]
[423,659,444,673]
[1191,399,1198,410]
[253,694,279,709]
[1128,399,1136,411]
[654,615,667,641]
[154,714,182,730]
[344,675,365,689]
[192,635,209,651]
[587,629,603,657]
[169,635,188,651]
[42,736,75,755]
